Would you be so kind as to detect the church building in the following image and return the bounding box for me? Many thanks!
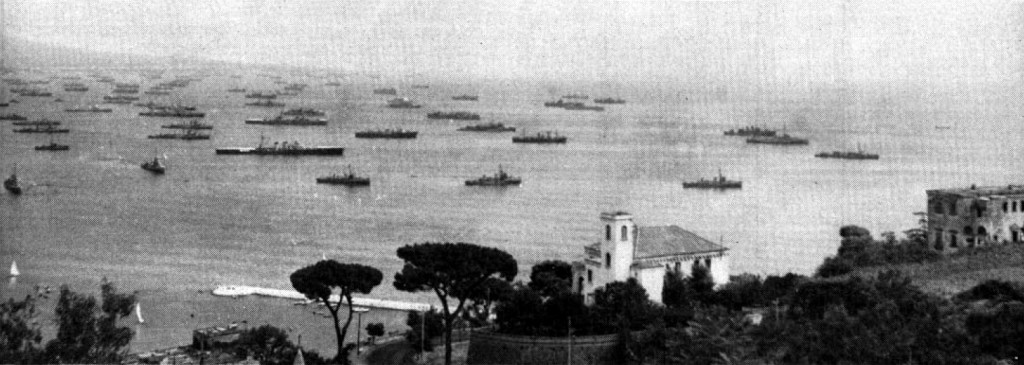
[571,211,730,305]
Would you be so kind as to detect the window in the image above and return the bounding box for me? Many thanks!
[1015,201,1019,212]
[620,226,628,241]
[949,202,957,216]
[605,225,611,240]
[933,202,944,214]
[1003,202,1009,212]
[934,229,944,250]
[977,226,988,244]
[964,226,975,246]
[605,253,611,268]
[577,277,584,294]
[674,262,681,272]
[587,269,593,283]
[950,232,958,248]
[705,258,712,270]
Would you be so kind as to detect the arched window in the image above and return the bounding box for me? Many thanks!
[605,253,611,268]
[620,226,628,241]
[674,262,681,272]
[949,202,958,216]
[964,226,975,246]
[1003,202,1009,212]
[705,258,712,270]
[949,231,958,248]
[605,225,611,240]
[977,226,988,244]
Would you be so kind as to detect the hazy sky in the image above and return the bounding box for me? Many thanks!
[6,0,1022,85]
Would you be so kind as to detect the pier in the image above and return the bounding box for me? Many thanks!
[212,285,432,312]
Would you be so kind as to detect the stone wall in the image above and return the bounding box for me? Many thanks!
[466,330,621,365]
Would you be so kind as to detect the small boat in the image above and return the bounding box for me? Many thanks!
[465,166,522,186]
[9,261,18,277]
[35,140,70,151]
[683,169,742,189]
[141,156,165,174]
[373,87,397,95]
[316,166,370,186]
[4,167,22,194]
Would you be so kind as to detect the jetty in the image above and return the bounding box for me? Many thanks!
[212,285,432,312]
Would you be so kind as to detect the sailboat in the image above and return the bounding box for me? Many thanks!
[321,253,327,261]
[135,302,145,323]
[9,261,19,277]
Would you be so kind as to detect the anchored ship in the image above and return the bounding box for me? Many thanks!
[246,99,286,107]
[161,120,212,130]
[281,108,326,117]
[373,87,397,95]
[683,170,742,189]
[66,105,113,113]
[14,125,69,133]
[140,108,205,118]
[0,113,27,121]
[543,99,604,111]
[215,136,344,156]
[746,134,809,145]
[245,92,277,99]
[244,115,327,126]
[724,126,776,137]
[387,98,421,109]
[140,156,166,174]
[512,131,567,144]
[457,122,515,132]
[354,128,418,139]
[815,145,879,160]
[593,97,626,104]
[465,166,521,186]
[452,95,479,101]
[35,142,69,151]
[316,166,370,186]
[147,129,211,140]
[427,111,480,120]
[12,120,60,126]
[4,168,21,194]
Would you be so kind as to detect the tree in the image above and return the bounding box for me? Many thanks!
[291,260,383,363]
[0,294,45,363]
[405,309,444,353]
[44,279,136,364]
[662,270,691,309]
[463,277,514,326]
[592,278,657,333]
[365,323,385,345]
[688,262,715,303]
[394,242,517,365]
[528,260,573,298]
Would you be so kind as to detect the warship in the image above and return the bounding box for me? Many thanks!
[245,99,286,107]
[66,105,113,113]
[724,126,776,137]
[316,166,370,186]
[426,111,480,120]
[244,116,327,126]
[387,98,421,109]
[215,136,344,156]
[746,134,809,145]
[512,131,567,144]
[354,128,418,139]
[465,166,522,186]
[281,108,326,117]
[140,108,206,118]
[457,122,515,132]
[593,97,626,104]
[147,129,211,140]
[452,95,479,101]
[373,87,397,95]
[682,170,742,189]
[814,145,879,160]
[161,120,212,130]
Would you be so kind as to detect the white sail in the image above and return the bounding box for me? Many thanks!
[135,302,144,323]
[9,261,18,277]
[321,253,327,261]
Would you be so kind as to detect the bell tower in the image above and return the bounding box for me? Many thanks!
[599,211,636,282]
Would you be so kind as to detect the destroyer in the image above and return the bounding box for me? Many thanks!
[427,111,480,120]
[12,120,60,126]
[161,120,212,130]
[66,105,113,113]
[316,166,370,186]
[465,166,521,186]
[354,128,418,139]
[512,131,567,144]
[282,108,326,117]
[14,125,69,133]
[457,122,515,132]
[147,129,210,140]
[140,107,205,118]
[683,170,742,189]
[215,137,344,156]
[814,146,879,160]
[724,126,776,137]
[245,92,277,99]
[244,115,327,126]
[593,97,626,104]
[35,142,70,151]
[746,134,809,145]
[246,99,285,107]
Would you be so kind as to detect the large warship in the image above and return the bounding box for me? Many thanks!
[245,99,285,107]
[244,116,327,126]
[215,136,344,156]
[354,128,418,139]
[682,170,742,189]
[147,129,211,140]
[14,125,69,133]
[724,126,776,137]
[512,131,567,144]
[161,120,212,130]
[281,108,326,117]
[316,166,370,186]
[457,122,515,132]
[593,97,626,104]
[452,95,479,101]
[427,111,480,120]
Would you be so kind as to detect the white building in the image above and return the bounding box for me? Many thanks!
[571,211,730,305]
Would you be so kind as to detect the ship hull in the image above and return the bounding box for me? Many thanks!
[316,179,370,186]
[354,132,417,139]
[215,147,345,156]
[245,120,327,126]
[682,182,742,189]
[512,137,567,144]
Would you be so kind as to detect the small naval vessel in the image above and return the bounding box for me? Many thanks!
[457,123,515,132]
[316,166,370,186]
[354,128,418,139]
[465,166,522,186]
[683,170,742,189]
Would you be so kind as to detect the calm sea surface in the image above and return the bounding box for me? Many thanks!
[2,72,1022,355]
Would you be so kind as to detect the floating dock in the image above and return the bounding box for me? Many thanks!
[212,285,432,312]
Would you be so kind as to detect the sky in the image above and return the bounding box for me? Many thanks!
[5,0,1023,86]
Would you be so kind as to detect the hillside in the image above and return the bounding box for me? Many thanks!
[850,243,1024,298]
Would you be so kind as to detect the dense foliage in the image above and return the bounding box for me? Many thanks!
[405,309,445,353]
[290,260,383,363]
[394,242,517,365]
[234,325,329,365]
[816,225,942,278]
